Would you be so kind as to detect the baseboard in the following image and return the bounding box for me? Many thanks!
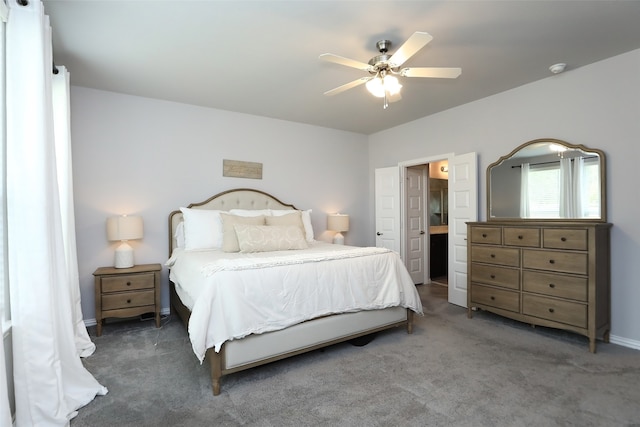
[84,307,171,328]
[609,334,640,351]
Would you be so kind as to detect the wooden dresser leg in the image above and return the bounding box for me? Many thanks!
[589,338,597,354]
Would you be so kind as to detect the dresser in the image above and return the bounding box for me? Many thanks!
[467,221,611,352]
[93,263,162,336]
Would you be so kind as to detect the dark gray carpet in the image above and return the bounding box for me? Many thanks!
[72,285,640,426]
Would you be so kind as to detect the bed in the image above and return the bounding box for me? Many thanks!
[167,188,423,395]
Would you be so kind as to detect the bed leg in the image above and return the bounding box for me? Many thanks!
[406,310,414,334]
[208,348,223,396]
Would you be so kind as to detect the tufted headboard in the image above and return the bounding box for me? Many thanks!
[168,188,297,254]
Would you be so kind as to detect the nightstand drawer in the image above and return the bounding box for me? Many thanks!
[102,290,155,311]
[101,273,155,293]
[522,294,587,328]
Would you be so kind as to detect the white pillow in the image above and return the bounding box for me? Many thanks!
[270,209,314,242]
[229,209,272,217]
[234,225,308,253]
[220,213,266,252]
[174,221,185,249]
[179,207,226,250]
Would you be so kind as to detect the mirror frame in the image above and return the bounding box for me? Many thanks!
[487,138,607,222]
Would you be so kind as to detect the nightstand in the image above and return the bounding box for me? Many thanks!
[93,263,162,336]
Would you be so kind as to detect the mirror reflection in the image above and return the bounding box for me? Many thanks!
[488,139,605,220]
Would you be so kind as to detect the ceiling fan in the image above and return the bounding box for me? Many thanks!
[319,32,461,109]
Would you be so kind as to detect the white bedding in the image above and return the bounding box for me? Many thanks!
[167,242,423,362]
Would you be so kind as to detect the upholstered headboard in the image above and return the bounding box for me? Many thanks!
[168,188,297,254]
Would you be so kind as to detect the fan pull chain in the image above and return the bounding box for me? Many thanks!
[383,92,389,109]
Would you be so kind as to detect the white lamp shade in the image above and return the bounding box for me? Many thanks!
[327,214,349,232]
[366,75,402,98]
[107,215,143,241]
[107,215,143,268]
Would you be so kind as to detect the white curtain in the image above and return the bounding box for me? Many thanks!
[559,157,574,218]
[519,162,530,218]
[6,0,107,425]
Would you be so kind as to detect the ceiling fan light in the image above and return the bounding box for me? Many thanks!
[366,75,402,98]
[366,77,385,98]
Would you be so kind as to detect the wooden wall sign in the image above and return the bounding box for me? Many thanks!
[223,159,263,179]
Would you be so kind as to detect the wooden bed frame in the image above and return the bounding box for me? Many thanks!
[168,188,414,395]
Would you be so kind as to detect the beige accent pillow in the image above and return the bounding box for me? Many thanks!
[220,213,266,252]
[265,210,305,236]
[234,225,308,253]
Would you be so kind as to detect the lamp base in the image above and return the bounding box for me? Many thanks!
[114,241,134,268]
[333,232,345,245]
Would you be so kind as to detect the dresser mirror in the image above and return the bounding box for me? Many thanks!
[487,138,606,221]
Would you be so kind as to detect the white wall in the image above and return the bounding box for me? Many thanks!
[368,49,640,347]
[71,87,369,321]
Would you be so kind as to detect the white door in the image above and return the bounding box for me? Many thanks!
[447,152,478,307]
[406,166,427,284]
[375,167,400,252]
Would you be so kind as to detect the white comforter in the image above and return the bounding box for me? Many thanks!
[166,242,423,362]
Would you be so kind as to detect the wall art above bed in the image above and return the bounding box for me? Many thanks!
[223,159,263,179]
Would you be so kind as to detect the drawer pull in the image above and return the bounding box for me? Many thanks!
[490,274,496,279]
[127,299,132,304]
[482,233,487,238]
[549,259,555,264]
[561,237,567,242]
[548,308,555,313]
[126,281,132,286]
[490,254,496,258]
[518,235,523,240]
[548,283,556,289]
[490,296,495,300]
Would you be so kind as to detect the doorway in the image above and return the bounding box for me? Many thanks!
[404,161,449,286]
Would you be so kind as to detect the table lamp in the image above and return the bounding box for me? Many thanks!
[327,213,349,245]
[107,215,143,268]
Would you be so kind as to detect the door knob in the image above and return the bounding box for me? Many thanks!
[376,232,382,236]
[420,230,425,235]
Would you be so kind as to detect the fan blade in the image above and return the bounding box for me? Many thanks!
[323,77,371,96]
[319,53,373,71]
[401,67,462,78]
[388,32,433,68]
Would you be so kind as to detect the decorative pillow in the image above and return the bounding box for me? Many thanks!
[270,209,314,242]
[266,210,305,236]
[234,225,308,253]
[229,209,272,217]
[220,213,266,252]
[180,207,226,250]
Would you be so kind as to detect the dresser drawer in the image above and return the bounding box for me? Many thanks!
[504,227,540,248]
[522,250,587,275]
[471,246,520,267]
[102,290,155,311]
[523,271,588,302]
[471,263,520,290]
[522,294,587,328]
[470,227,502,245]
[543,229,588,251]
[470,284,519,312]
[101,273,155,293]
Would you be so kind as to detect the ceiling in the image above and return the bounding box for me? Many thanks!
[43,1,640,135]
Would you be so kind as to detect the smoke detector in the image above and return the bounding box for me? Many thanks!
[549,63,567,74]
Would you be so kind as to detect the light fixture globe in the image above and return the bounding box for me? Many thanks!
[366,74,402,98]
